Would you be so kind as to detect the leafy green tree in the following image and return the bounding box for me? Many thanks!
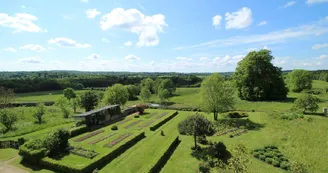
[125,85,140,100]
[287,70,312,92]
[33,103,46,124]
[103,84,129,106]
[55,96,71,118]
[80,91,98,111]
[140,78,154,93]
[294,94,320,113]
[0,109,18,132]
[233,50,288,101]
[158,79,176,95]
[158,88,170,103]
[43,128,70,156]
[217,143,250,173]
[200,73,235,120]
[71,97,80,113]
[0,86,15,104]
[63,87,76,100]
[153,78,163,94]
[178,114,215,149]
[140,87,151,102]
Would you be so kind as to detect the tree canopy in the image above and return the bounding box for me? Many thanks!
[287,69,312,92]
[140,78,154,93]
[63,87,76,100]
[140,87,151,102]
[103,84,129,106]
[80,91,98,111]
[200,73,235,120]
[293,94,320,113]
[125,85,140,100]
[233,50,288,101]
[0,86,15,104]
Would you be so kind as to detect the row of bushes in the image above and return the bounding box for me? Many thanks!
[0,101,55,108]
[40,132,146,173]
[150,111,179,131]
[149,136,180,173]
[149,105,202,112]
[0,138,24,149]
[70,125,89,138]
[252,145,290,170]
[225,111,249,118]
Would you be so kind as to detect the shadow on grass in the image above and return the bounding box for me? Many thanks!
[49,152,70,161]
[216,118,264,131]
[191,145,231,164]
[303,112,326,116]
[19,160,56,172]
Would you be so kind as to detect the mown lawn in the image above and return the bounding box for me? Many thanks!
[0,148,18,161]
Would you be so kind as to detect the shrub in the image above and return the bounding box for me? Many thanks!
[306,117,313,122]
[134,115,140,118]
[111,125,118,130]
[252,152,260,158]
[211,142,229,160]
[0,109,18,132]
[44,129,70,156]
[259,155,266,161]
[198,161,210,173]
[280,161,289,170]
[197,135,208,145]
[252,109,255,112]
[70,125,88,138]
[264,152,274,158]
[226,111,249,118]
[264,145,277,149]
[265,158,273,164]
[18,139,47,164]
[272,160,280,167]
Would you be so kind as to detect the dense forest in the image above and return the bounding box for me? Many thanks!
[0,70,327,93]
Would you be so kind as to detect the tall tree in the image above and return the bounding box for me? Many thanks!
[178,114,215,149]
[287,69,312,92]
[0,86,15,104]
[233,50,288,101]
[158,88,170,103]
[33,103,46,124]
[80,91,98,111]
[140,87,151,102]
[293,94,320,113]
[125,85,140,100]
[0,109,18,132]
[158,79,176,95]
[140,78,154,93]
[200,73,235,120]
[103,84,129,106]
[63,87,76,100]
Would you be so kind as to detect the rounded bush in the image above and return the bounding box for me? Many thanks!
[307,117,313,122]
[280,157,289,162]
[265,158,273,164]
[280,161,289,170]
[259,155,266,161]
[111,125,118,130]
[264,152,274,158]
[272,160,280,167]
[198,161,210,173]
[134,115,140,118]
[252,152,260,158]
[197,136,208,145]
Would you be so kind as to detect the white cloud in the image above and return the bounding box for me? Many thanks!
[20,44,46,52]
[174,22,328,50]
[101,37,110,43]
[150,61,155,65]
[282,1,296,8]
[85,9,101,19]
[88,53,100,60]
[100,8,167,47]
[124,41,133,47]
[306,0,328,4]
[125,54,140,61]
[18,57,43,63]
[21,5,26,9]
[225,7,252,29]
[212,55,245,66]
[81,0,88,3]
[48,38,92,48]
[263,45,269,50]
[312,43,328,49]
[62,14,75,20]
[257,21,268,26]
[318,55,328,59]
[176,57,192,61]
[200,57,209,61]
[0,13,46,32]
[2,47,17,52]
[212,15,222,28]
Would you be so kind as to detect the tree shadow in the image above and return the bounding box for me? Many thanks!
[216,118,264,131]
[303,112,326,116]
[280,97,297,103]
[191,145,231,164]
[49,152,70,160]
[19,160,57,172]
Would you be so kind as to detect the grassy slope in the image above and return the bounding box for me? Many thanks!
[100,111,189,173]
[0,148,18,161]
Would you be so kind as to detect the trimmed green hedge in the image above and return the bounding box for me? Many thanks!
[70,125,89,138]
[149,136,180,173]
[40,132,146,173]
[150,111,179,131]
[19,142,47,164]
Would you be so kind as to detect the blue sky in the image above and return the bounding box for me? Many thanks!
[0,0,328,72]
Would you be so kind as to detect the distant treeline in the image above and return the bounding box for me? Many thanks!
[0,70,327,93]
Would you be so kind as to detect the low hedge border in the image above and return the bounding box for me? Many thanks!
[40,132,146,173]
[149,136,181,173]
[70,125,89,138]
[150,111,179,131]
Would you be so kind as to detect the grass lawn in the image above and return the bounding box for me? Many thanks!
[10,157,55,173]
[0,148,18,161]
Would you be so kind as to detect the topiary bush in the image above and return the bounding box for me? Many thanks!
[197,135,208,145]
[252,152,260,158]
[226,111,249,118]
[265,158,273,164]
[272,160,280,167]
[198,161,210,173]
[280,161,289,170]
[134,115,140,118]
[111,125,118,130]
[18,139,47,164]
[43,128,70,157]
[264,151,274,158]
[259,155,266,161]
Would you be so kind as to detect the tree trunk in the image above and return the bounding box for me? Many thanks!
[194,134,197,148]
[214,112,218,121]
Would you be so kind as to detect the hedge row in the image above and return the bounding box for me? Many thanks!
[70,125,89,138]
[150,111,179,131]
[149,136,180,173]
[0,101,55,108]
[149,106,201,112]
[40,132,146,173]
[19,144,47,164]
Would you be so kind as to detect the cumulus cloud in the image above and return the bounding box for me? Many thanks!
[81,0,88,3]
[212,15,222,28]
[88,53,100,60]
[257,21,268,26]
[212,55,245,66]
[176,57,192,61]
[281,1,296,8]
[18,57,43,63]
[20,44,46,52]
[306,0,328,4]
[200,57,209,61]
[318,55,328,59]
[125,54,140,61]
[100,8,167,47]
[85,9,101,19]
[312,43,328,49]
[263,45,269,50]
[21,5,26,9]
[225,7,252,29]
[48,38,92,48]
[124,41,133,47]
[0,13,46,32]
[2,47,17,52]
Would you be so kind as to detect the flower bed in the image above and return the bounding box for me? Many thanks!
[73,130,105,142]
[252,146,290,170]
[104,133,132,148]
[156,112,168,119]
[115,118,132,126]
[88,132,117,145]
[138,120,156,130]
[124,120,142,129]
[216,128,238,136]
[229,129,248,138]
[70,147,98,159]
